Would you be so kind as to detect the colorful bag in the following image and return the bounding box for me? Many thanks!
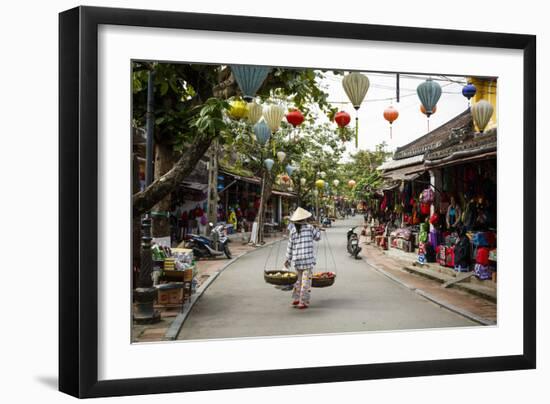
[473,232,489,247]
[429,229,441,248]
[476,247,490,266]
[445,246,455,268]
[420,188,435,204]
[437,245,447,266]
[420,203,431,215]
[474,263,492,280]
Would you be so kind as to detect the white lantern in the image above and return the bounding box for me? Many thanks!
[300,178,306,186]
[247,102,263,125]
[263,104,285,133]
[276,151,286,162]
[472,100,494,133]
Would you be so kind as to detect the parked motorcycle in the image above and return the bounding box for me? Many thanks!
[186,223,232,259]
[321,215,332,228]
[347,226,361,259]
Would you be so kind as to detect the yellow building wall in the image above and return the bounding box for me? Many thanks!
[469,77,497,131]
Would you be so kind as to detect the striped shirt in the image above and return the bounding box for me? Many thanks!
[286,223,321,270]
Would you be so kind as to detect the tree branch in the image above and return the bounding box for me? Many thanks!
[132,132,216,217]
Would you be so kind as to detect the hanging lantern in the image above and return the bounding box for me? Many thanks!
[276,151,286,163]
[319,171,326,179]
[230,65,271,101]
[253,121,271,145]
[462,82,477,102]
[417,78,442,117]
[342,72,370,148]
[228,99,248,120]
[420,104,437,115]
[300,177,306,186]
[315,179,325,189]
[285,164,295,176]
[348,179,356,188]
[247,102,263,125]
[333,179,340,187]
[281,174,290,183]
[383,105,399,139]
[335,111,351,128]
[472,100,494,133]
[286,109,304,127]
[263,105,285,133]
[264,158,274,172]
[313,189,319,197]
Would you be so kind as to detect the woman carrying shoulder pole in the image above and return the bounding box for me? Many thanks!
[284,207,323,309]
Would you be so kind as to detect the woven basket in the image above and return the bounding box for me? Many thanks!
[264,270,297,286]
[312,276,336,288]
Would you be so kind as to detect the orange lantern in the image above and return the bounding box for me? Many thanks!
[420,104,437,115]
[383,105,399,139]
[348,180,356,188]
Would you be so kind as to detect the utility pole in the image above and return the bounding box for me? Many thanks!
[133,68,160,324]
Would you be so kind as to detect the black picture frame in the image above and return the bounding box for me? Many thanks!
[59,5,536,398]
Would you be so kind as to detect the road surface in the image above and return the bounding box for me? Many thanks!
[177,217,477,340]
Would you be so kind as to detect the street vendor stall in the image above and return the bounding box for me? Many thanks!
[151,246,197,306]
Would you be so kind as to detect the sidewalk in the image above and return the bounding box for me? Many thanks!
[132,232,286,343]
[360,237,496,325]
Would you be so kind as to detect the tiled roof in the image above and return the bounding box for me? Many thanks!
[393,109,473,160]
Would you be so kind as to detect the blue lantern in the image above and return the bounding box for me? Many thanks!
[264,158,274,172]
[462,82,477,104]
[253,121,271,145]
[230,65,271,101]
[417,78,442,117]
[285,164,295,176]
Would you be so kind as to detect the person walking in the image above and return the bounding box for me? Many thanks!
[284,207,322,309]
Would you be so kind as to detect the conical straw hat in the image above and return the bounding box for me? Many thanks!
[289,207,312,222]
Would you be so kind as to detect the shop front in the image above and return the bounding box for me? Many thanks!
[373,110,497,281]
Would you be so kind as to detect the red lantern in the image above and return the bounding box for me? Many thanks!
[335,111,351,128]
[286,109,304,127]
[420,104,437,115]
[383,105,399,139]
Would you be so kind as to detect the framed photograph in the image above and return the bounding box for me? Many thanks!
[59,6,536,398]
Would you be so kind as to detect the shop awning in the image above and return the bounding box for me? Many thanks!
[377,154,424,171]
[381,163,425,181]
[379,180,400,191]
[272,190,298,198]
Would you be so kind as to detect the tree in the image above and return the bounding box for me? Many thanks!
[337,143,391,203]
[131,63,338,224]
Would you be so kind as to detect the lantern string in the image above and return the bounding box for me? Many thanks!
[355,115,359,148]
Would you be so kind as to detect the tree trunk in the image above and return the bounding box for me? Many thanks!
[206,140,219,234]
[151,141,175,238]
[253,170,272,245]
[132,133,216,218]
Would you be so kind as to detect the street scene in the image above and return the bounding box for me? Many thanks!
[131,62,497,342]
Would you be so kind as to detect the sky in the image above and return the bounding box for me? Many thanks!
[314,71,470,160]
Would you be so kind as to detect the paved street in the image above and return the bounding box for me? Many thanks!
[177,217,477,340]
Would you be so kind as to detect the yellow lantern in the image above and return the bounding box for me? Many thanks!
[229,99,248,120]
[315,179,325,189]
